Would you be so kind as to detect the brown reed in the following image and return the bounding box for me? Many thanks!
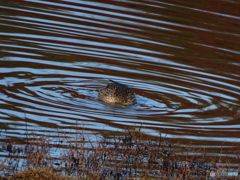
[0,128,239,180]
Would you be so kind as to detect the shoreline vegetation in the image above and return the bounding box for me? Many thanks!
[0,128,239,180]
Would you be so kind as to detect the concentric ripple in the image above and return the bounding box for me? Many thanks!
[0,0,240,152]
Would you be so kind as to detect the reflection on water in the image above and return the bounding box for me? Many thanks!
[0,0,240,157]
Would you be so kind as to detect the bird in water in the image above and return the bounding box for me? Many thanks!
[98,80,137,106]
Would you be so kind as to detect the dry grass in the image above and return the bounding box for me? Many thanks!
[5,167,70,180]
[0,128,239,180]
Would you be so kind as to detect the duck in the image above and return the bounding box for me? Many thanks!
[98,80,137,105]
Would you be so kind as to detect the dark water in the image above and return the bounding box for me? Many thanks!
[0,0,240,156]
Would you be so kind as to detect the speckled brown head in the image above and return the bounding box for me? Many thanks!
[98,80,137,105]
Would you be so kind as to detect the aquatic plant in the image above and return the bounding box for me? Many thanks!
[0,128,239,179]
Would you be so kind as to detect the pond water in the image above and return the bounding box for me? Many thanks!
[0,0,240,156]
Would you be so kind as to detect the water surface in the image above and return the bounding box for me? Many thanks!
[0,0,240,156]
